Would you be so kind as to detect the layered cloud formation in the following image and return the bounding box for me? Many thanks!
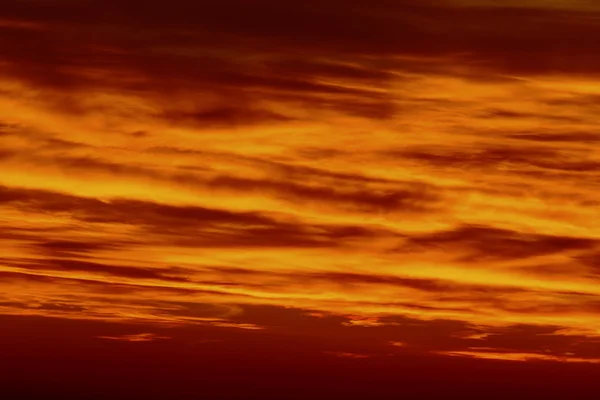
[1,0,600,370]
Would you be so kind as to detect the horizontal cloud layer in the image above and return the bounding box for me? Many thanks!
[1,0,600,373]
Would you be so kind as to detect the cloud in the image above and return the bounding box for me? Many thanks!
[2,0,600,89]
[402,225,598,260]
[437,349,600,364]
[163,106,294,128]
[33,240,121,256]
[2,0,600,135]
[97,332,170,342]
[30,259,193,283]
[1,0,600,375]
[394,145,597,175]
[0,184,404,252]
[508,132,600,144]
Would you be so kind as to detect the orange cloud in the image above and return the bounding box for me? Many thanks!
[438,349,600,364]
[97,333,170,342]
[1,0,600,380]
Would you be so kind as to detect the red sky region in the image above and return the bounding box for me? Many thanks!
[1,1,600,399]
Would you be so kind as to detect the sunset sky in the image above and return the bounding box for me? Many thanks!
[1,1,600,399]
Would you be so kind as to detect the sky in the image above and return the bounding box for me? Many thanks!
[1,0,600,399]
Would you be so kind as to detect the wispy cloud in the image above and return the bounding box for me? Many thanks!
[438,349,600,364]
[97,333,170,342]
[1,0,600,375]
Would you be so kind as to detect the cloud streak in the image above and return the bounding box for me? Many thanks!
[1,0,600,380]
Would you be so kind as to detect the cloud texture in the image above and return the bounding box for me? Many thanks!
[1,2,600,390]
